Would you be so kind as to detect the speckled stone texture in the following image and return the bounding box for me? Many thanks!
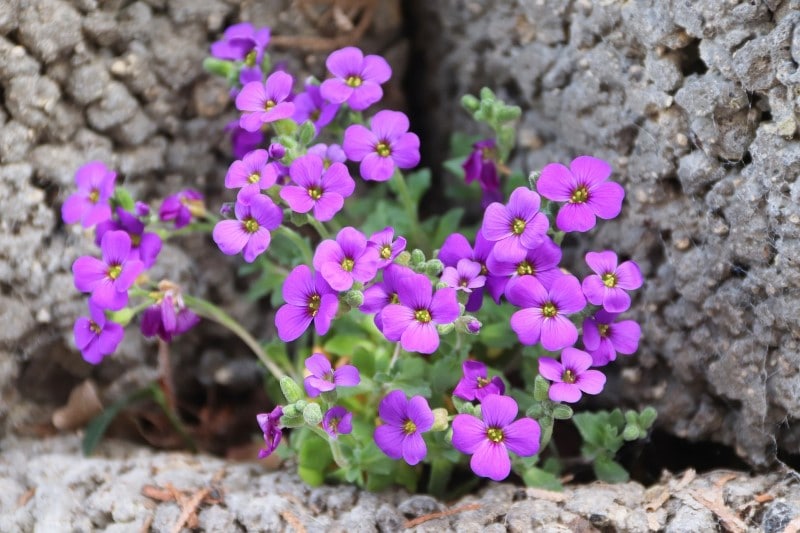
[411,0,800,466]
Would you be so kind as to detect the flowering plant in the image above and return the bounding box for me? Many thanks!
[63,23,654,494]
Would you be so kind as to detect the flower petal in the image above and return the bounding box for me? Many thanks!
[213,220,249,256]
[451,414,486,454]
[401,433,428,465]
[275,304,312,342]
[503,418,541,457]
[401,321,440,354]
[537,163,575,201]
[471,440,511,481]
[538,357,564,382]
[480,394,518,429]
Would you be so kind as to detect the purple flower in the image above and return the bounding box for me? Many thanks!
[537,156,624,232]
[73,230,144,311]
[486,237,562,302]
[539,348,606,403]
[268,142,286,160]
[236,71,295,132]
[438,231,496,312]
[452,360,505,401]
[61,161,116,228]
[320,46,391,111]
[367,227,406,268]
[95,208,162,269]
[159,189,204,229]
[463,139,502,207]
[582,310,641,366]
[307,143,347,168]
[312,227,380,291]
[73,302,124,364]
[140,290,200,342]
[359,264,415,331]
[323,406,353,439]
[256,405,284,459]
[440,258,486,293]
[292,82,340,133]
[303,353,361,397]
[343,110,420,182]
[451,395,540,481]
[134,201,150,217]
[380,273,460,354]
[213,191,282,263]
[211,22,270,65]
[374,390,433,465]
[275,265,339,341]
[581,251,643,313]
[507,275,586,351]
[227,120,264,159]
[482,187,549,263]
[224,149,278,195]
[280,154,355,221]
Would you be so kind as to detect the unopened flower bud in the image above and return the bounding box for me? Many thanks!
[552,404,573,420]
[431,408,450,431]
[435,281,448,290]
[269,142,286,159]
[437,322,455,335]
[395,251,411,265]
[219,202,234,218]
[279,376,303,403]
[424,259,443,276]
[342,289,363,307]
[623,424,641,441]
[410,249,426,266]
[461,94,480,113]
[282,404,298,418]
[496,104,521,122]
[302,402,323,426]
[107,307,134,327]
[135,201,150,217]
[528,170,541,190]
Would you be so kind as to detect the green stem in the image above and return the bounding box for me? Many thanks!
[388,342,402,372]
[150,383,197,453]
[391,170,425,248]
[308,426,350,468]
[427,458,454,498]
[158,221,216,240]
[307,216,331,240]
[275,225,313,265]
[539,416,555,451]
[182,294,287,380]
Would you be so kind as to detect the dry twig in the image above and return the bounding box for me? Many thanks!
[403,503,481,529]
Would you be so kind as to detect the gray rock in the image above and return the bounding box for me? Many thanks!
[86,81,139,131]
[763,500,800,533]
[18,0,82,63]
[67,61,111,105]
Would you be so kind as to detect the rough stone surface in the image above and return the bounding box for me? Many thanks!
[415,0,800,466]
[0,434,797,532]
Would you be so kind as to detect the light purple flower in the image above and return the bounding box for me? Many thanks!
[320,46,391,111]
[280,154,355,221]
[367,227,406,268]
[463,139,502,207]
[374,390,433,465]
[159,189,204,229]
[224,149,278,195]
[539,348,606,403]
[486,237,562,302]
[481,187,549,263]
[440,258,486,293]
[507,275,586,351]
[73,302,124,364]
[582,310,641,366]
[452,360,505,401]
[61,161,116,228]
[73,230,144,311]
[95,208,162,269]
[293,82,340,133]
[343,110,420,182]
[581,251,643,313]
[307,143,347,168]
[303,353,361,397]
[359,264,415,331]
[451,395,540,481]
[236,71,296,132]
[275,265,339,342]
[537,156,624,232]
[226,120,264,159]
[213,191,282,263]
[323,406,353,439]
[140,290,200,342]
[211,22,270,65]
[438,231,496,312]
[256,405,284,459]
[312,227,380,291]
[380,273,460,354]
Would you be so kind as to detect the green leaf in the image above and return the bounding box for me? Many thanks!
[390,168,431,205]
[202,57,235,78]
[533,375,550,402]
[83,385,153,456]
[638,406,657,429]
[323,334,374,356]
[114,187,135,212]
[622,424,641,441]
[593,456,629,483]
[297,121,316,146]
[298,466,325,486]
[443,157,466,179]
[298,434,333,471]
[552,404,573,420]
[521,466,563,491]
[432,208,464,246]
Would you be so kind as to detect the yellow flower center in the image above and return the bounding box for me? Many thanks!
[376,142,391,157]
[345,75,363,88]
[248,173,260,184]
[477,376,490,388]
[487,427,504,443]
[341,258,355,272]
[310,109,321,122]
[516,261,534,276]
[570,185,589,204]
[460,279,469,287]
[308,186,323,200]
[541,302,557,318]
[265,99,276,110]
[130,233,141,247]
[88,189,100,204]
[245,50,257,67]
[511,218,526,235]
[480,263,488,275]
[180,197,206,217]
[107,264,122,280]
[328,418,339,432]
[308,294,321,317]
[602,273,617,288]
[380,245,392,260]
[414,309,432,323]
[243,217,259,234]
[389,293,399,304]
[598,323,610,337]
[562,369,577,384]
[89,320,102,334]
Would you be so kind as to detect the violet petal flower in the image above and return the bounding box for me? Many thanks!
[303,353,361,397]
[486,236,562,301]
[539,348,606,403]
[582,310,641,366]
[61,161,116,228]
[359,264,415,331]
[440,258,486,293]
[213,191,283,263]
[343,110,420,182]
[256,405,284,459]
[95,207,162,269]
[224,149,278,195]
[481,187,549,262]
[140,291,200,342]
[581,251,643,313]
[463,139,501,208]
[312,226,380,291]
[292,82,340,134]
[373,390,433,465]
[451,395,540,481]
[367,226,407,268]
[537,156,624,232]
[211,22,270,65]
[323,406,353,439]
[507,275,586,351]
[307,143,347,168]
[320,46,391,111]
[73,302,124,364]
[280,154,355,221]
[452,360,505,401]
[160,189,204,229]
[275,265,339,341]
[438,231,496,312]
[380,273,460,354]
[236,71,296,132]
[72,230,144,311]
[227,120,265,159]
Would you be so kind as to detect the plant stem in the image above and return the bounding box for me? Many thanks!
[391,170,425,248]
[307,216,331,240]
[150,383,197,453]
[183,294,287,380]
[308,426,350,468]
[427,458,454,498]
[388,342,402,372]
[275,225,313,265]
